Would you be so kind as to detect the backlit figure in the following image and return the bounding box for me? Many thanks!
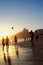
[6,36,9,52]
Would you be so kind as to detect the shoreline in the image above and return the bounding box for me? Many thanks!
[18,40,31,48]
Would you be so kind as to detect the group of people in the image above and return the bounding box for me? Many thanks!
[2,36,10,63]
[2,35,19,65]
[2,36,9,52]
[30,30,39,47]
[2,35,19,60]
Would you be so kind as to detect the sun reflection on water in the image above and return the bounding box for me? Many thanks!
[0,45,16,60]
[9,46,16,56]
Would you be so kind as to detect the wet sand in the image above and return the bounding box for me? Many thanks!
[0,38,43,65]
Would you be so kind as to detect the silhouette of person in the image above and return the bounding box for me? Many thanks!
[14,35,17,43]
[6,36,9,52]
[30,30,34,47]
[14,35,18,48]
[2,37,5,51]
[35,31,39,40]
[14,35,19,58]
[2,37,7,62]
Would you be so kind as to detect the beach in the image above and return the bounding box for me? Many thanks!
[0,38,43,65]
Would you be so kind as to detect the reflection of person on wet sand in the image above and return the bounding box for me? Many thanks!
[3,52,6,62]
[7,52,11,65]
[14,35,19,58]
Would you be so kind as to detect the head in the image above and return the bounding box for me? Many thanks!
[6,36,8,39]
[30,30,33,33]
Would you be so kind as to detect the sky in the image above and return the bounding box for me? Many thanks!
[0,0,43,38]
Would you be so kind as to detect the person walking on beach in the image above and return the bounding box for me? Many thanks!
[30,30,34,47]
[34,31,39,45]
[14,35,17,46]
[2,37,6,62]
[2,37,5,51]
[30,30,35,54]
[6,36,9,52]
[14,35,19,58]
[5,36,12,65]
[35,31,39,40]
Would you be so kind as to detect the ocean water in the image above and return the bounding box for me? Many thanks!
[17,39,24,43]
[17,38,31,43]
[0,38,31,45]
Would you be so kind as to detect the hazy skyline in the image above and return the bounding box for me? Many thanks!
[0,0,43,38]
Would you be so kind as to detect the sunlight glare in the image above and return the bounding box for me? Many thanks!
[1,32,8,39]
